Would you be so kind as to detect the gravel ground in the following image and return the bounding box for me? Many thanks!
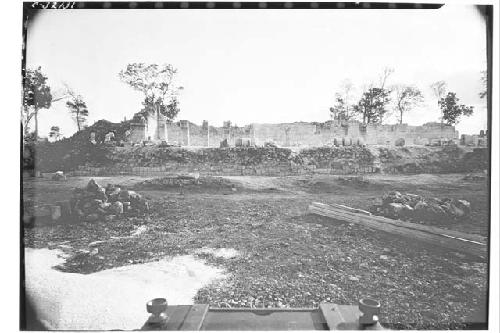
[23,173,489,329]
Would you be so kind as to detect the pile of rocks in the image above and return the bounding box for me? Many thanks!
[70,179,149,222]
[370,191,471,222]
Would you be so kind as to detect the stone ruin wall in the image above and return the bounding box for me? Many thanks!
[130,118,459,148]
[62,145,487,178]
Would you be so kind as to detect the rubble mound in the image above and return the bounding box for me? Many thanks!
[71,179,149,222]
[135,175,239,193]
[370,191,471,223]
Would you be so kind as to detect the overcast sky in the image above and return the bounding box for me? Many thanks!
[26,5,488,138]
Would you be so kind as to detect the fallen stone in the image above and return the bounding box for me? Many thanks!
[454,199,471,215]
[52,171,67,181]
[385,202,405,218]
[86,179,100,193]
[109,202,124,215]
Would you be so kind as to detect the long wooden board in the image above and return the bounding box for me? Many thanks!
[308,202,487,258]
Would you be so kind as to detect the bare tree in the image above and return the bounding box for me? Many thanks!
[393,85,424,124]
[340,79,354,119]
[379,67,395,90]
[430,80,447,100]
[430,80,448,125]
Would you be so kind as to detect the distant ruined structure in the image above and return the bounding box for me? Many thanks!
[128,113,460,147]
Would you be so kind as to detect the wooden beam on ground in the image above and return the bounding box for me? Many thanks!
[308,202,487,258]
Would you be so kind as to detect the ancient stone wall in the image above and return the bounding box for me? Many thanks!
[36,144,487,177]
[130,118,458,148]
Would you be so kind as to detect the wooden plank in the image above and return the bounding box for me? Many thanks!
[313,202,486,243]
[309,206,485,257]
[179,304,209,331]
[311,202,486,244]
[309,206,484,256]
[309,202,487,258]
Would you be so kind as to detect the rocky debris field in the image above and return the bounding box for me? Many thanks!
[70,179,149,222]
[370,191,472,223]
[24,173,489,330]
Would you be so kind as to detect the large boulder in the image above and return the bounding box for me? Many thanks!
[86,179,100,193]
[109,201,124,215]
[384,203,406,218]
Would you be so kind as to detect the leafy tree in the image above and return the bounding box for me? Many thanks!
[439,92,474,125]
[353,87,391,124]
[66,95,89,131]
[330,79,354,121]
[393,85,424,124]
[23,67,53,138]
[49,126,61,141]
[119,63,183,139]
[139,95,180,123]
[329,94,349,121]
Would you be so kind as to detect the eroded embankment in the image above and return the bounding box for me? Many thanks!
[33,144,487,176]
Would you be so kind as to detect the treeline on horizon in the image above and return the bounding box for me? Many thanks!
[22,64,487,143]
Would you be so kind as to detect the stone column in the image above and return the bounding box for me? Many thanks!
[180,120,190,146]
[202,120,209,147]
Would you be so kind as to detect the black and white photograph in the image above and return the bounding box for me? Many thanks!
[12,1,498,331]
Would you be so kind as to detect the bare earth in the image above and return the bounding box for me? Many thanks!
[23,173,489,329]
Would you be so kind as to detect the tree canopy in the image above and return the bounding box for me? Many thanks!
[330,79,354,121]
[393,85,424,124]
[140,95,180,122]
[23,67,53,138]
[353,87,391,124]
[439,92,474,125]
[119,63,183,139]
[49,126,62,141]
[330,94,351,121]
[66,95,89,131]
[119,63,182,114]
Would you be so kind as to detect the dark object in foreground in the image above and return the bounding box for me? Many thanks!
[308,202,486,259]
[141,297,385,330]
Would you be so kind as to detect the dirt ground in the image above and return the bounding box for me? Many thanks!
[23,173,489,329]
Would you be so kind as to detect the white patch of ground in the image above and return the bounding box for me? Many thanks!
[24,247,226,330]
[131,225,148,236]
[195,247,240,259]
